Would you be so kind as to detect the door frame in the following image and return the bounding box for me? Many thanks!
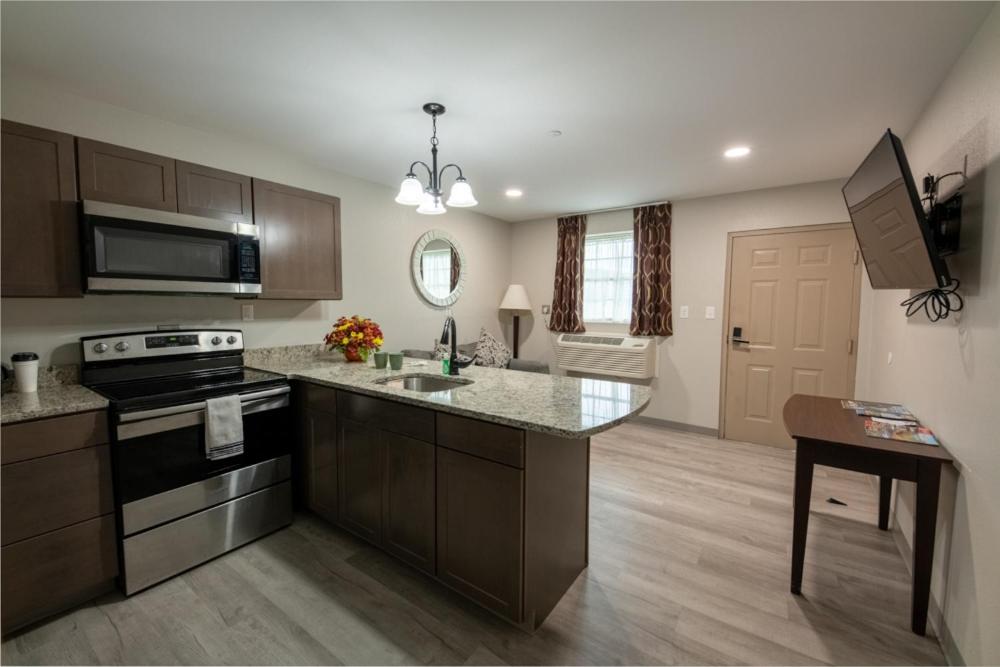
[717,222,863,442]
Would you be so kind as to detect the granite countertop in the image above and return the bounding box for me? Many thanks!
[246,347,650,438]
[1,383,109,425]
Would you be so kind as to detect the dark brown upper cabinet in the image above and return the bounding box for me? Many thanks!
[176,161,253,224]
[1,120,81,297]
[76,138,177,211]
[252,178,342,300]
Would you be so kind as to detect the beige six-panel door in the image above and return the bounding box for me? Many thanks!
[722,225,861,448]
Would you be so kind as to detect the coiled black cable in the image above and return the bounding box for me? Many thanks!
[900,278,964,322]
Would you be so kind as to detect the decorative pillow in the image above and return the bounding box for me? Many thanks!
[474,328,512,368]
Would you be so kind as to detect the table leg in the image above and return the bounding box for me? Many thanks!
[878,475,893,530]
[911,460,941,635]
[790,440,814,595]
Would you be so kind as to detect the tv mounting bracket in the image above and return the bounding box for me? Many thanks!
[921,155,967,257]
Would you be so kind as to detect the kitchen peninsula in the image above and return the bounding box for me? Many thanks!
[247,346,650,629]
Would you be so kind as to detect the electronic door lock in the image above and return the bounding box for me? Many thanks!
[730,326,751,345]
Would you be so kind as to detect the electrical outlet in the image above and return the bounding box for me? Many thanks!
[887,351,893,365]
[679,305,689,319]
[705,306,716,319]
[241,303,254,321]
[541,305,550,315]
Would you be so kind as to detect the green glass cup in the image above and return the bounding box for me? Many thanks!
[389,353,404,370]
[373,351,388,369]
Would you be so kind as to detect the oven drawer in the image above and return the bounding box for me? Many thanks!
[122,455,291,536]
[122,480,292,595]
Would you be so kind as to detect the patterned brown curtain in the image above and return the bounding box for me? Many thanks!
[630,203,672,336]
[550,214,587,333]
[449,247,460,291]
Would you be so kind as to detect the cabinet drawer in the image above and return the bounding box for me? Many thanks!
[337,391,434,442]
[1,410,108,465]
[301,382,337,415]
[1,445,114,546]
[1,514,118,634]
[437,413,524,468]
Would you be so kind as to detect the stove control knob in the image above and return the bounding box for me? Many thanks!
[93,342,109,354]
[226,335,237,344]
[114,341,130,352]
[211,336,222,345]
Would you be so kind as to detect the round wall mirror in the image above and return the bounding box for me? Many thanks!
[411,230,467,307]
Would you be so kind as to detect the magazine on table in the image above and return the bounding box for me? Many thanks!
[864,417,940,446]
[841,399,916,421]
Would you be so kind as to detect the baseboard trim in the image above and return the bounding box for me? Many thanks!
[631,416,719,437]
[890,520,965,665]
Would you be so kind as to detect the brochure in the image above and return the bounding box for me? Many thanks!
[841,399,915,420]
[864,417,939,446]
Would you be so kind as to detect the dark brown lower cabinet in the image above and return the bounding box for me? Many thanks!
[382,432,435,574]
[437,447,524,621]
[295,387,590,631]
[337,417,383,544]
[0,410,118,635]
[1,515,118,632]
[302,408,338,523]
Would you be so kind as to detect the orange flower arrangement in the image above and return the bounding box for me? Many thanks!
[324,315,384,362]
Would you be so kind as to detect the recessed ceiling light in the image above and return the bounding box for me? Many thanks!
[505,188,523,198]
[548,130,563,137]
[724,146,751,158]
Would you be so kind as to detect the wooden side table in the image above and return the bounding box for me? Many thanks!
[782,394,953,636]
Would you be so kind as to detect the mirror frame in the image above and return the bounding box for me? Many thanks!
[411,229,467,307]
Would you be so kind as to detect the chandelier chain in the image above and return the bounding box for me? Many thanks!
[430,114,439,147]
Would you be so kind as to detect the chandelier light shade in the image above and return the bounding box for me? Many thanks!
[396,102,477,215]
[394,176,424,205]
[416,192,447,215]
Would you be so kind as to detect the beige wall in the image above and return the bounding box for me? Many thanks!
[855,6,1000,664]
[0,71,513,366]
[510,179,854,429]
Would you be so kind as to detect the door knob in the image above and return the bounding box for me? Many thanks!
[730,326,750,345]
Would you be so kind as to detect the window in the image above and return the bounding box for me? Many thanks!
[421,249,452,298]
[583,231,633,323]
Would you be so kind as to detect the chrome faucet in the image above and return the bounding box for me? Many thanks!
[440,316,475,376]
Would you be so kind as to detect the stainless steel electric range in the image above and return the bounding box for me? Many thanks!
[81,329,292,595]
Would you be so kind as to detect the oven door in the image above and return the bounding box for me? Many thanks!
[113,385,292,533]
[81,200,261,295]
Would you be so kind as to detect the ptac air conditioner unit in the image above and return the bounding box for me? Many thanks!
[555,333,657,379]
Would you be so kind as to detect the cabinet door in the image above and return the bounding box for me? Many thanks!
[1,120,81,297]
[1,515,118,634]
[303,409,338,523]
[436,447,524,622]
[251,178,342,300]
[337,418,381,543]
[77,138,176,211]
[176,161,253,224]
[382,432,435,573]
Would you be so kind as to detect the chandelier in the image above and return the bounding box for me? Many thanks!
[394,103,477,215]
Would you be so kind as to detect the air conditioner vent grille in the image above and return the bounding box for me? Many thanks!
[555,333,657,379]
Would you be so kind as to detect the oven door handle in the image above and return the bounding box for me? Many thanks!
[116,386,290,440]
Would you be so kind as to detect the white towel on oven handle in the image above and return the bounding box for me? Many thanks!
[205,394,244,460]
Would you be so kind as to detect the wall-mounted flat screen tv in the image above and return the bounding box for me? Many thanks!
[842,130,950,289]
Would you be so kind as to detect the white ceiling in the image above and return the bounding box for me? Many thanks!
[1,2,992,222]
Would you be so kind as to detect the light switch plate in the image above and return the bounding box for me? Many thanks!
[679,305,689,319]
[241,303,254,321]
[705,306,716,319]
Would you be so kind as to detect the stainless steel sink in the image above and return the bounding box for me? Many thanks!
[375,374,473,393]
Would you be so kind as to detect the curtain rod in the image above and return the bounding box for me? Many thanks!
[562,199,672,219]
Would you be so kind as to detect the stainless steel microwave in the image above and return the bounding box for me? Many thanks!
[81,200,261,296]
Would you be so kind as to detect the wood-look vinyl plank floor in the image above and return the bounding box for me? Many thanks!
[1,422,946,665]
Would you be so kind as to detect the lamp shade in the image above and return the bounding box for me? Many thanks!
[395,176,424,206]
[446,178,478,207]
[499,284,532,310]
[416,191,447,215]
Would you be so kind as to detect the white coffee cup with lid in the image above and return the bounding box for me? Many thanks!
[12,352,39,393]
